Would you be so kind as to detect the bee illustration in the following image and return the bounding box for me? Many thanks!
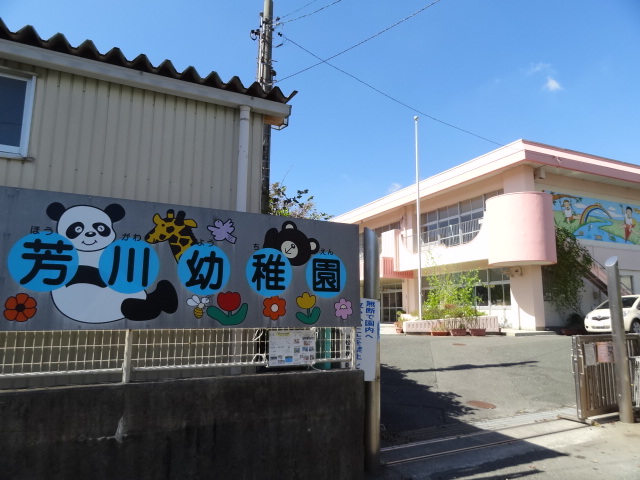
[186,295,210,319]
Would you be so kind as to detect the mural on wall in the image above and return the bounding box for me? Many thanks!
[1,187,359,331]
[547,191,640,245]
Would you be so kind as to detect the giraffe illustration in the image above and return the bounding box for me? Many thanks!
[145,209,197,262]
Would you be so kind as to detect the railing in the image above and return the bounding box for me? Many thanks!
[403,218,483,253]
[0,327,354,389]
[586,260,634,296]
[571,334,640,420]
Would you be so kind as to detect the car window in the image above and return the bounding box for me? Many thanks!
[622,297,639,308]
[596,301,609,309]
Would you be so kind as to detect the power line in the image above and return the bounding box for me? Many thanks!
[276,0,442,82]
[280,35,505,147]
[278,0,343,24]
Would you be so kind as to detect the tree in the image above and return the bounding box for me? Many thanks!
[542,227,594,316]
[267,182,332,220]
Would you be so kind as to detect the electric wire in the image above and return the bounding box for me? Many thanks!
[278,0,343,24]
[276,0,442,82]
[280,35,504,147]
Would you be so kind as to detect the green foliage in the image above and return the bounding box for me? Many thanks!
[542,227,594,316]
[422,259,482,322]
[267,182,332,220]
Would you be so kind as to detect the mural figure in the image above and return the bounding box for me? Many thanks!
[186,294,209,319]
[622,206,637,243]
[208,218,237,244]
[145,209,197,262]
[263,220,319,267]
[46,202,178,323]
[562,199,576,223]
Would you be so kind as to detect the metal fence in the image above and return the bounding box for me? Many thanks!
[0,327,355,389]
[571,334,640,421]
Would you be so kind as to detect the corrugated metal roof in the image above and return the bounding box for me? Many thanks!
[0,18,295,105]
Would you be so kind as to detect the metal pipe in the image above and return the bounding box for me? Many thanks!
[236,105,251,212]
[605,256,634,423]
[363,228,380,472]
[414,116,422,320]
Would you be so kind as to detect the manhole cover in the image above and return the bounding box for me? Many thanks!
[467,400,496,409]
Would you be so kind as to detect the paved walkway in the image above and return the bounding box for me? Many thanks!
[367,325,640,479]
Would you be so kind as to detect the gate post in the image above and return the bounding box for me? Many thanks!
[605,256,634,423]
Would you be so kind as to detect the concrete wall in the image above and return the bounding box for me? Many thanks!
[0,370,365,480]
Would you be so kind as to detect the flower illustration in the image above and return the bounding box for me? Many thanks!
[334,298,353,320]
[206,291,248,326]
[217,291,241,312]
[263,296,286,321]
[296,292,316,310]
[4,293,37,322]
[296,292,321,325]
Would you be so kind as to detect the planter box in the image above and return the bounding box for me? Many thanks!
[449,328,467,336]
[469,328,486,336]
[403,316,500,334]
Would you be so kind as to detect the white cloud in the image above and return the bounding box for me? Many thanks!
[544,76,562,92]
[388,182,402,194]
[527,62,551,75]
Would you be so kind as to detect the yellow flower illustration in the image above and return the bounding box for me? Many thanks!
[296,292,316,310]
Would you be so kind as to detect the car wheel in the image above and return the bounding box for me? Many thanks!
[630,319,640,334]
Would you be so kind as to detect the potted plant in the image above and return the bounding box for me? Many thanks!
[560,312,586,336]
[447,317,467,336]
[466,315,486,336]
[394,310,406,333]
[431,320,449,336]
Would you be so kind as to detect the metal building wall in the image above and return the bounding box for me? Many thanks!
[0,58,264,213]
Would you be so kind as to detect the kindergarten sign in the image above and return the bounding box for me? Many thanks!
[1,187,359,331]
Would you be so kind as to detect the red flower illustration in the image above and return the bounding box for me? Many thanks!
[217,291,242,312]
[263,296,286,321]
[4,293,37,322]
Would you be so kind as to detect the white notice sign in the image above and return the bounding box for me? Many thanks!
[357,298,380,381]
[268,330,316,367]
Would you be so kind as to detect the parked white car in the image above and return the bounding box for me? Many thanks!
[584,295,640,333]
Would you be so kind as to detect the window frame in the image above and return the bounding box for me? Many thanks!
[0,71,36,158]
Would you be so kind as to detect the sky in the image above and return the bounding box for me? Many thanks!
[3,0,640,217]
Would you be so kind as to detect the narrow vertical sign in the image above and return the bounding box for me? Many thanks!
[357,298,379,381]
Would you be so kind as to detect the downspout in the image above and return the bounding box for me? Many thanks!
[236,105,251,212]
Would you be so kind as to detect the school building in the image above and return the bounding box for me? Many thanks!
[333,139,640,330]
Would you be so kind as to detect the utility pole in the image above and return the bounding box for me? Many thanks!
[256,0,275,213]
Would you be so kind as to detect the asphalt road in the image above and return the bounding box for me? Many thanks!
[368,333,640,480]
[379,333,576,439]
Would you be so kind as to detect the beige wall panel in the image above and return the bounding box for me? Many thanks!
[1,64,266,213]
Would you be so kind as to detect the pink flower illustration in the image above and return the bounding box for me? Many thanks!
[334,298,352,320]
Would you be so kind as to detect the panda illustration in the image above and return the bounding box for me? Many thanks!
[263,220,320,267]
[46,202,178,323]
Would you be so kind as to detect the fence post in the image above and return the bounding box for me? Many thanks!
[605,256,634,423]
[122,329,133,384]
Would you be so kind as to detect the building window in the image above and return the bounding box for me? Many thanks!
[475,268,511,307]
[421,190,502,247]
[0,72,36,157]
[381,283,403,322]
